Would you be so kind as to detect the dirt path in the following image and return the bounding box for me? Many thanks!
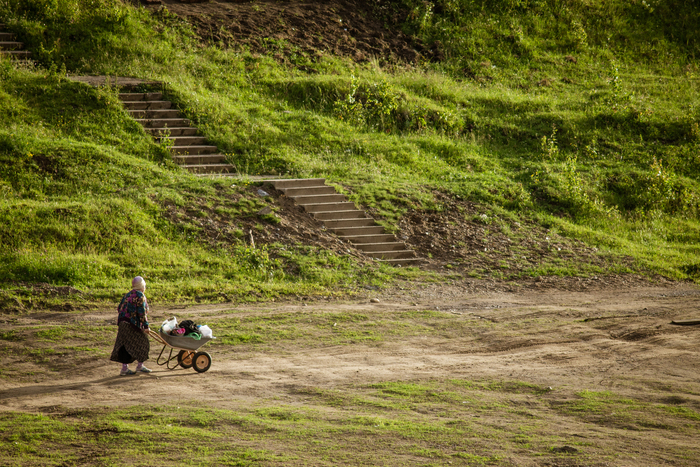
[2,283,699,414]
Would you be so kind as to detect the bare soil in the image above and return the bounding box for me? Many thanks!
[161,183,659,290]
[1,282,700,465]
[144,0,424,66]
[156,182,378,268]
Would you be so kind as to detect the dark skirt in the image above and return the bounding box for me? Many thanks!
[110,322,150,364]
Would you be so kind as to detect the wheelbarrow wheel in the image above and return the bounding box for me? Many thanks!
[177,350,194,369]
[193,351,212,373]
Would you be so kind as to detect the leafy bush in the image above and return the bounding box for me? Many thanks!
[333,76,463,135]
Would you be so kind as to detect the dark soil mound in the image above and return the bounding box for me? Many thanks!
[146,0,422,65]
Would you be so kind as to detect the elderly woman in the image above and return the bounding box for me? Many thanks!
[110,276,152,375]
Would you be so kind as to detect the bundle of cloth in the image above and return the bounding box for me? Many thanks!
[161,317,214,339]
[168,319,199,337]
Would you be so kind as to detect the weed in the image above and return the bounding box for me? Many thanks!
[0,330,23,341]
[36,328,65,341]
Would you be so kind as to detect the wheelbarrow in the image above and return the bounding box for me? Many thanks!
[147,328,214,373]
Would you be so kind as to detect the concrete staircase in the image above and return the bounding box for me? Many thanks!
[118,92,236,175]
[262,178,419,266]
[0,24,32,63]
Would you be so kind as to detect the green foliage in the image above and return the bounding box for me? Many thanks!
[0,0,193,71]
[231,244,284,282]
[333,76,463,135]
[0,0,699,301]
[386,0,700,73]
[0,330,22,341]
[36,327,65,341]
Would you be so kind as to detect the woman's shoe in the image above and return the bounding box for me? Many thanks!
[137,366,152,373]
[120,369,136,376]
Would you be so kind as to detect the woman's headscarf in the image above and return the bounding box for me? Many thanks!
[132,276,146,292]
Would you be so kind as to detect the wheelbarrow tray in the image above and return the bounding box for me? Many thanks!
[154,329,213,351]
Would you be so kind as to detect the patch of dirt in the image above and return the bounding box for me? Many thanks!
[157,183,676,295]
[144,0,424,66]
[0,283,85,313]
[156,183,374,267]
[372,191,664,291]
[11,283,83,297]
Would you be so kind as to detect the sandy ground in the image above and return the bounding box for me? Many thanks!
[2,282,699,414]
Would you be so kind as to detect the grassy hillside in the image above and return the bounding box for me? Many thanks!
[1,0,699,306]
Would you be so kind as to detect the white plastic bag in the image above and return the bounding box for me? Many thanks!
[161,317,178,333]
[198,325,213,339]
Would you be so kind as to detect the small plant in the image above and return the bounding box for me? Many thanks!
[606,62,634,112]
[690,121,700,142]
[157,127,174,153]
[232,243,284,282]
[407,1,434,31]
[333,76,399,132]
[540,125,560,160]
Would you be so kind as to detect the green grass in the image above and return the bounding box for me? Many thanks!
[0,0,699,304]
[556,389,700,432]
[1,380,699,466]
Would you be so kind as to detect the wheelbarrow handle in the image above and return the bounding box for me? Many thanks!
[147,328,168,346]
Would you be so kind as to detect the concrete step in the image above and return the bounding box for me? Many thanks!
[302,202,357,213]
[158,136,207,146]
[119,92,163,101]
[353,242,409,252]
[0,50,31,59]
[323,218,376,228]
[0,41,22,51]
[263,178,326,189]
[292,194,348,205]
[128,109,180,119]
[181,164,234,174]
[339,234,397,244]
[329,225,385,236]
[194,173,240,178]
[173,154,227,165]
[253,177,422,265]
[171,145,218,155]
[122,100,172,110]
[9,60,33,66]
[146,127,198,137]
[377,258,422,267]
[282,186,337,197]
[367,250,416,260]
[313,210,367,220]
[136,118,190,128]
[0,33,14,41]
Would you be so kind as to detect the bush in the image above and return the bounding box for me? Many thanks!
[333,76,463,135]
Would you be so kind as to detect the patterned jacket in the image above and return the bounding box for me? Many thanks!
[117,290,150,330]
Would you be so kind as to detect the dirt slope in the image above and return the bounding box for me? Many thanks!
[147,0,422,65]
